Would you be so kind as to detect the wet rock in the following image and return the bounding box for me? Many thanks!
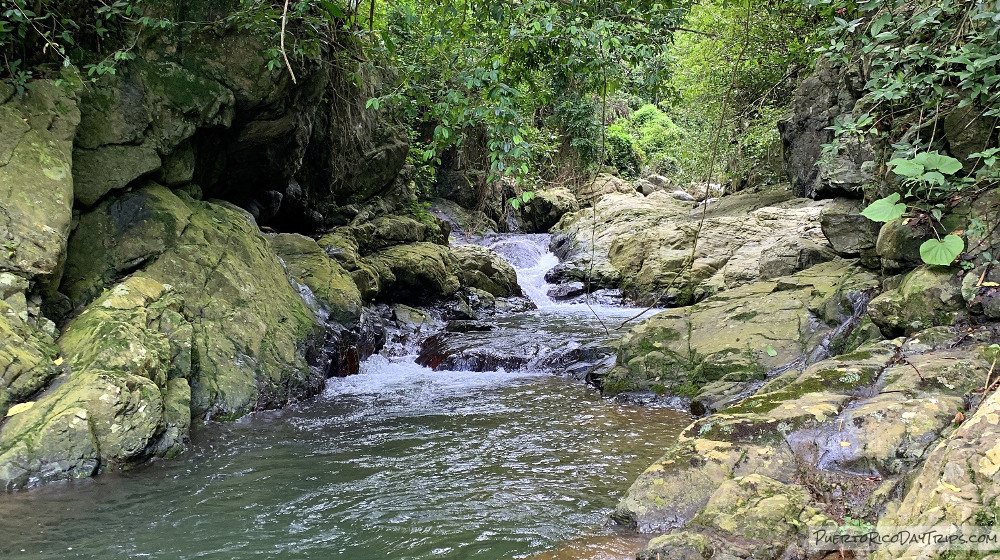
[344,214,449,253]
[867,265,965,335]
[0,78,80,285]
[429,198,498,235]
[671,189,696,201]
[270,233,363,325]
[520,187,579,232]
[0,276,192,490]
[371,242,463,300]
[451,244,522,298]
[416,313,618,378]
[600,261,878,398]
[547,282,587,301]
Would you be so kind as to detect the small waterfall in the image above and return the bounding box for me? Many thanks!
[479,234,559,308]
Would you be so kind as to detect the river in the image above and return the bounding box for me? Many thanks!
[0,235,690,560]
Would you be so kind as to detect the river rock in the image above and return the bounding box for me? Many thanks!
[370,242,463,300]
[875,217,934,271]
[867,265,965,335]
[451,244,522,298]
[550,185,844,304]
[872,376,1000,560]
[615,330,992,552]
[0,276,191,490]
[0,301,60,418]
[270,233,363,325]
[820,199,881,267]
[600,261,879,399]
[60,185,324,417]
[0,78,80,285]
[520,187,579,232]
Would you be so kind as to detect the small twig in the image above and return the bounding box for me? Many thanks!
[984,354,998,395]
[280,0,298,84]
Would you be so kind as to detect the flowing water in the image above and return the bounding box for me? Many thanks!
[0,235,690,560]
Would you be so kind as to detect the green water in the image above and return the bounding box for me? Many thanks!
[0,361,689,560]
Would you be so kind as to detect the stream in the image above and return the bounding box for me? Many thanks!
[0,235,691,560]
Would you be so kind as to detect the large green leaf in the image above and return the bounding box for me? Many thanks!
[887,158,924,178]
[861,193,906,222]
[914,151,963,175]
[919,234,964,266]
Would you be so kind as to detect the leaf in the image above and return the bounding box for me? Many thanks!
[766,345,778,357]
[887,158,924,178]
[914,151,963,175]
[861,193,906,223]
[919,234,964,266]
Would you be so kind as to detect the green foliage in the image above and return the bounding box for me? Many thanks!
[919,235,964,266]
[603,103,683,177]
[655,0,824,186]
[860,193,906,222]
[366,0,694,188]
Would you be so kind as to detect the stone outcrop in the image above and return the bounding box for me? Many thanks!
[549,186,843,305]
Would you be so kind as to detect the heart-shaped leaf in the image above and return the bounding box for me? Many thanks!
[914,151,963,175]
[888,158,924,178]
[861,193,907,222]
[919,234,964,266]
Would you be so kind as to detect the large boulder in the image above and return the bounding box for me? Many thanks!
[520,187,579,232]
[601,261,879,401]
[370,242,463,300]
[59,185,324,417]
[0,300,60,418]
[0,276,192,490]
[451,244,522,298]
[549,186,842,305]
[0,79,80,286]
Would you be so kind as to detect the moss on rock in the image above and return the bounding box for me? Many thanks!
[270,233,363,325]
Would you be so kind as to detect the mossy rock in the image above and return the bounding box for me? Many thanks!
[451,244,522,298]
[61,186,323,418]
[0,276,193,490]
[614,438,799,533]
[61,182,193,310]
[520,187,579,233]
[370,242,462,300]
[0,301,60,418]
[0,79,80,285]
[638,532,712,560]
[72,145,162,206]
[691,474,830,557]
[867,265,965,335]
[270,233,363,325]
[604,261,869,397]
